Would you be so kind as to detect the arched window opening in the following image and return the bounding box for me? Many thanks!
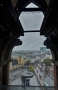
[9,2,54,87]
[9,32,54,86]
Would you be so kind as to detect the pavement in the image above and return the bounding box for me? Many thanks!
[44,74,54,86]
[35,67,44,86]
[10,78,22,85]
[9,69,22,78]
[9,69,22,83]
[35,66,54,86]
[29,75,39,86]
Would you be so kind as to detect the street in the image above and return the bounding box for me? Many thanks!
[9,65,54,87]
[9,68,41,86]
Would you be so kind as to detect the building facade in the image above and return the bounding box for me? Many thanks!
[40,47,46,54]
[10,57,25,70]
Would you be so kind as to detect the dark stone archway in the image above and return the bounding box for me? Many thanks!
[0,37,22,85]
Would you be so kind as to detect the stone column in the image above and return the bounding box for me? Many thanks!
[2,63,9,85]
[0,67,2,85]
[54,64,58,86]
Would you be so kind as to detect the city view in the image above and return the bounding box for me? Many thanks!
[9,4,54,87]
[9,48,54,87]
[0,0,58,90]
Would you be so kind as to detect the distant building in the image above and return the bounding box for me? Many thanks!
[40,47,46,54]
[10,56,25,70]
[41,54,52,63]
[46,50,51,55]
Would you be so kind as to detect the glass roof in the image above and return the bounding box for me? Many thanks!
[19,3,44,31]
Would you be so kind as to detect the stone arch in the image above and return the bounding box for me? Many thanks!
[1,38,13,62]
[0,36,22,63]
[1,37,22,85]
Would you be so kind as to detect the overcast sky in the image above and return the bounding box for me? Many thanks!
[13,3,46,51]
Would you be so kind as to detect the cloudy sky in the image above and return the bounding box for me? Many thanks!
[13,3,46,51]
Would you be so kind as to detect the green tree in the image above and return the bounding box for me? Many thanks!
[43,58,51,66]
[26,60,31,65]
[29,65,34,72]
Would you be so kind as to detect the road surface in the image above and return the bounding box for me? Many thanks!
[9,68,41,87]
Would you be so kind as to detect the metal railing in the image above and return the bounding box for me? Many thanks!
[0,86,58,90]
